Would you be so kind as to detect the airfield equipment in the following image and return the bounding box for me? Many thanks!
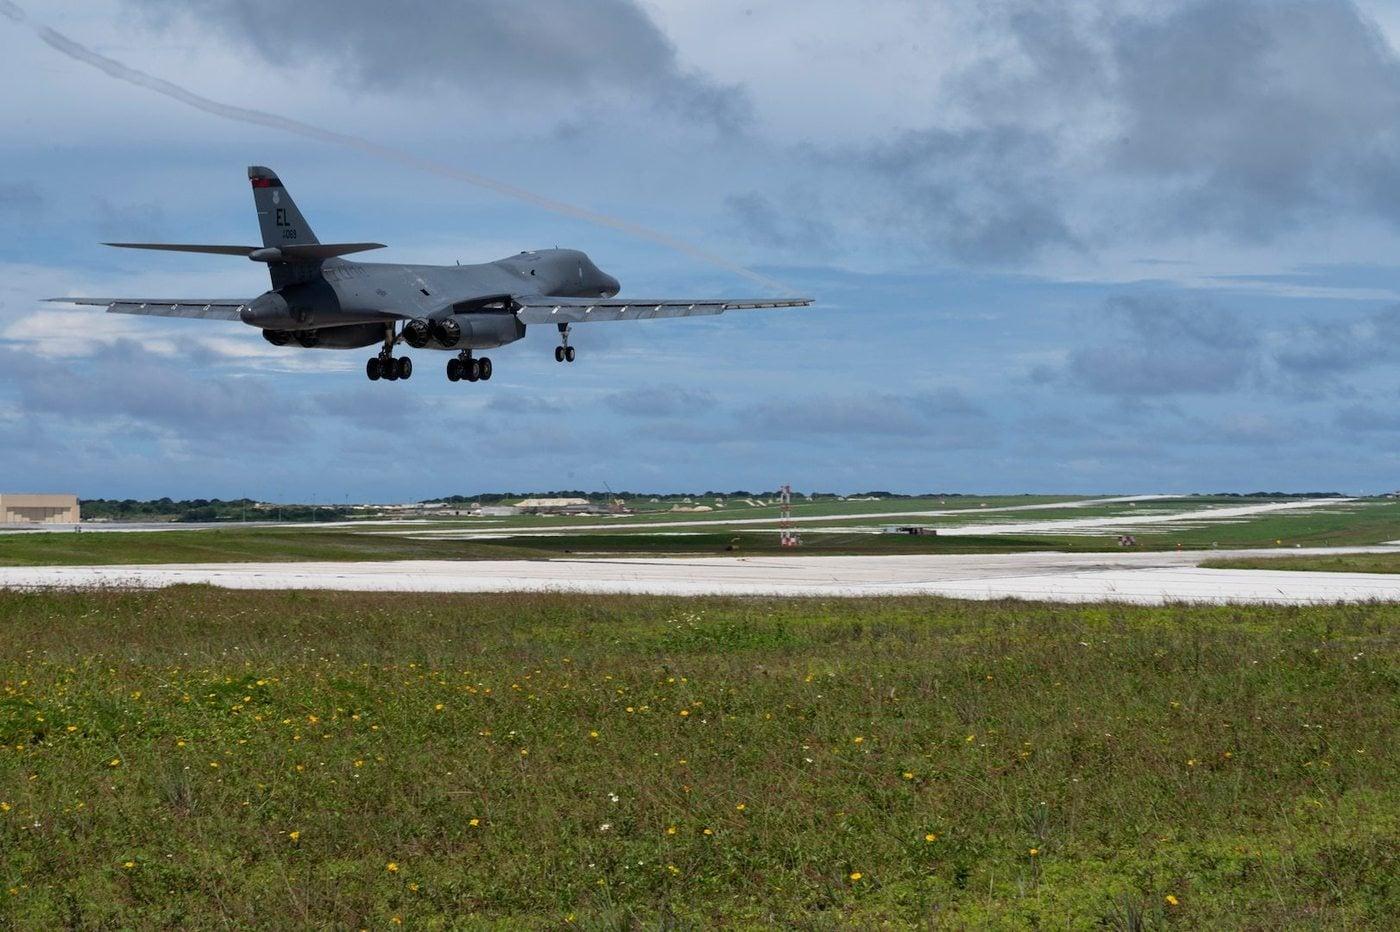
[50,168,813,383]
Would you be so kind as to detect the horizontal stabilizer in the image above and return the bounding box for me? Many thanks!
[102,242,387,261]
[45,297,250,321]
[264,243,387,260]
[104,243,258,256]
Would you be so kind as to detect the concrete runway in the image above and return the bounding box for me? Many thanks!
[3,547,1400,604]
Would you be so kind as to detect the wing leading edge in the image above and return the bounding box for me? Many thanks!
[514,296,812,324]
[44,297,251,321]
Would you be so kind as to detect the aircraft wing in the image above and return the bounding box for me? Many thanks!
[45,297,251,321]
[514,296,812,324]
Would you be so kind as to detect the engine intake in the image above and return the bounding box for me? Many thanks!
[262,329,293,346]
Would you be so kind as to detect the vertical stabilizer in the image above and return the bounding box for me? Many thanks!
[248,166,319,247]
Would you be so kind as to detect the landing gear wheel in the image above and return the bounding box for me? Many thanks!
[479,357,493,381]
[555,345,565,363]
[564,346,576,363]
[465,358,481,382]
[397,357,413,380]
[366,357,382,381]
[446,357,462,382]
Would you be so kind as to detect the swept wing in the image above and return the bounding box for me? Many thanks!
[45,297,252,321]
[514,296,811,324]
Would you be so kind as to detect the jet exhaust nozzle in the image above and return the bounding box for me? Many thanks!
[262,329,293,346]
[435,318,462,347]
[403,318,432,348]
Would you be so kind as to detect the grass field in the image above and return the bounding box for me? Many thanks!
[1,589,1394,928]
[1206,552,1400,574]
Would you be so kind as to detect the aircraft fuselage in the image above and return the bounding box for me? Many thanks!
[242,248,620,350]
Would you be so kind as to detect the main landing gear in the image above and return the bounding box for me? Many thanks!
[366,324,412,382]
[555,323,576,363]
[447,350,493,383]
[366,354,412,381]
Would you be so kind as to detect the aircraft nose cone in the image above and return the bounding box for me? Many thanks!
[601,275,620,298]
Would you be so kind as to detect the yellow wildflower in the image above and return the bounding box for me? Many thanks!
[289,831,301,842]
[925,833,937,843]
[589,730,600,739]
[852,736,864,744]
[1165,894,1180,907]
[702,827,713,836]
[735,803,747,812]
[849,871,862,881]
[108,758,121,768]
[386,862,399,873]
[0,802,10,813]
[666,826,677,835]
[1029,848,1040,857]
[122,861,135,869]
[679,709,690,718]
[903,771,914,780]
[469,818,480,827]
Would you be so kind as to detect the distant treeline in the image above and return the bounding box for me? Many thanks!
[418,490,960,504]
[80,499,354,523]
[1208,492,1345,499]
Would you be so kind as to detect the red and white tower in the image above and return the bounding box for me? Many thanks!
[779,484,800,548]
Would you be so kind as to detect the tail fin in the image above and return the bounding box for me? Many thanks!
[249,166,319,246]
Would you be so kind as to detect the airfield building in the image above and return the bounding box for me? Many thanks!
[0,493,80,525]
[514,498,607,516]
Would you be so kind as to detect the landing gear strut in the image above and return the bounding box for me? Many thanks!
[366,324,412,382]
[555,323,576,363]
[447,350,492,383]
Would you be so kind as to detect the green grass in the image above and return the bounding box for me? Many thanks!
[1205,552,1400,574]
[1133,500,1400,550]
[1,589,1395,928]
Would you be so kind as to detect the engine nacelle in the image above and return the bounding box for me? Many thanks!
[403,318,433,348]
[262,329,293,346]
[283,323,385,350]
[439,313,524,349]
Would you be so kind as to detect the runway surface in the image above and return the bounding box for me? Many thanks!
[3,547,1400,604]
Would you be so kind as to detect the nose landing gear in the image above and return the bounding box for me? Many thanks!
[555,323,576,363]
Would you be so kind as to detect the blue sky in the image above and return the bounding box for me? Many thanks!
[7,0,1400,500]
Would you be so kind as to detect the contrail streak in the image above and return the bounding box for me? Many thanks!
[1,1,794,293]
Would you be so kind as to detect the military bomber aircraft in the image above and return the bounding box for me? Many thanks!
[51,167,812,383]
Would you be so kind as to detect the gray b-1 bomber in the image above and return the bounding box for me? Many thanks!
[52,166,812,383]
